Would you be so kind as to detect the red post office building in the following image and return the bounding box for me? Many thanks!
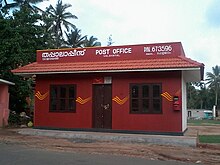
[12,42,204,135]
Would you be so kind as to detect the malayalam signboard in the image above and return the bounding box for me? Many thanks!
[37,42,184,63]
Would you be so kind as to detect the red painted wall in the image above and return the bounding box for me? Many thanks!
[111,72,182,133]
[35,75,93,128]
[34,71,182,133]
[0,84,10,127]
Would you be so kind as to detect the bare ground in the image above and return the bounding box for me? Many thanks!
[0,126,220,165]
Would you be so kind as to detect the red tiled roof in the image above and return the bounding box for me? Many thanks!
[12,56,204,75]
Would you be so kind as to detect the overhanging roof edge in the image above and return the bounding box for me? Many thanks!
[0,79,15,85]
[13,67,201,76]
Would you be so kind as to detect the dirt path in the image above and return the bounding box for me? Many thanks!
[0,127,220,165]
[186,125,220,136]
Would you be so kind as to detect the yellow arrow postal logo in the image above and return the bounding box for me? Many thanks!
[161,92,173,102]
[76,97,91,104]
[35,91,48,101]
[112,96,129,105]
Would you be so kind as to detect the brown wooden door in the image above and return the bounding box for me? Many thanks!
[93,84,112,129]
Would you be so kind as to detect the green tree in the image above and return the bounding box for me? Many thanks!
[84,36,101,47]
[64,28,86,48]
[0,6,45,112]
[206,88,216,109]
[206,65,220,109]
[187,83,199,109]
[46,0,77,48]
[1,0,45,13]
[40,10,57,49]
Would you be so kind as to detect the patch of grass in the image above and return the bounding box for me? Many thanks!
[199,135,220,143]
[188,119,220,126]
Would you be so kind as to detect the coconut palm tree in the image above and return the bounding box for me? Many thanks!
[46,0,77,48]
[40,10,58,49]
[84,36,101,47]
[64,28,87,48]
[206,65,220,109]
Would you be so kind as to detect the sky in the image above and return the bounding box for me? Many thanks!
[40,0,220,75]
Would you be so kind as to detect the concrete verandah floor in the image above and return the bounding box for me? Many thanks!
[17,128,197,147]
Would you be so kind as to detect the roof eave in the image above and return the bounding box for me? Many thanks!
[0,79,15,85]
[13,67,201,77]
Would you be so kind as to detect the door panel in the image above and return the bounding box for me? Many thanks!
[93,85,103,128]
[93,85,112,129]
[103,85,112,129]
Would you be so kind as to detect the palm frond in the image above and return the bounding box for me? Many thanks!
[2,3,18,10]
